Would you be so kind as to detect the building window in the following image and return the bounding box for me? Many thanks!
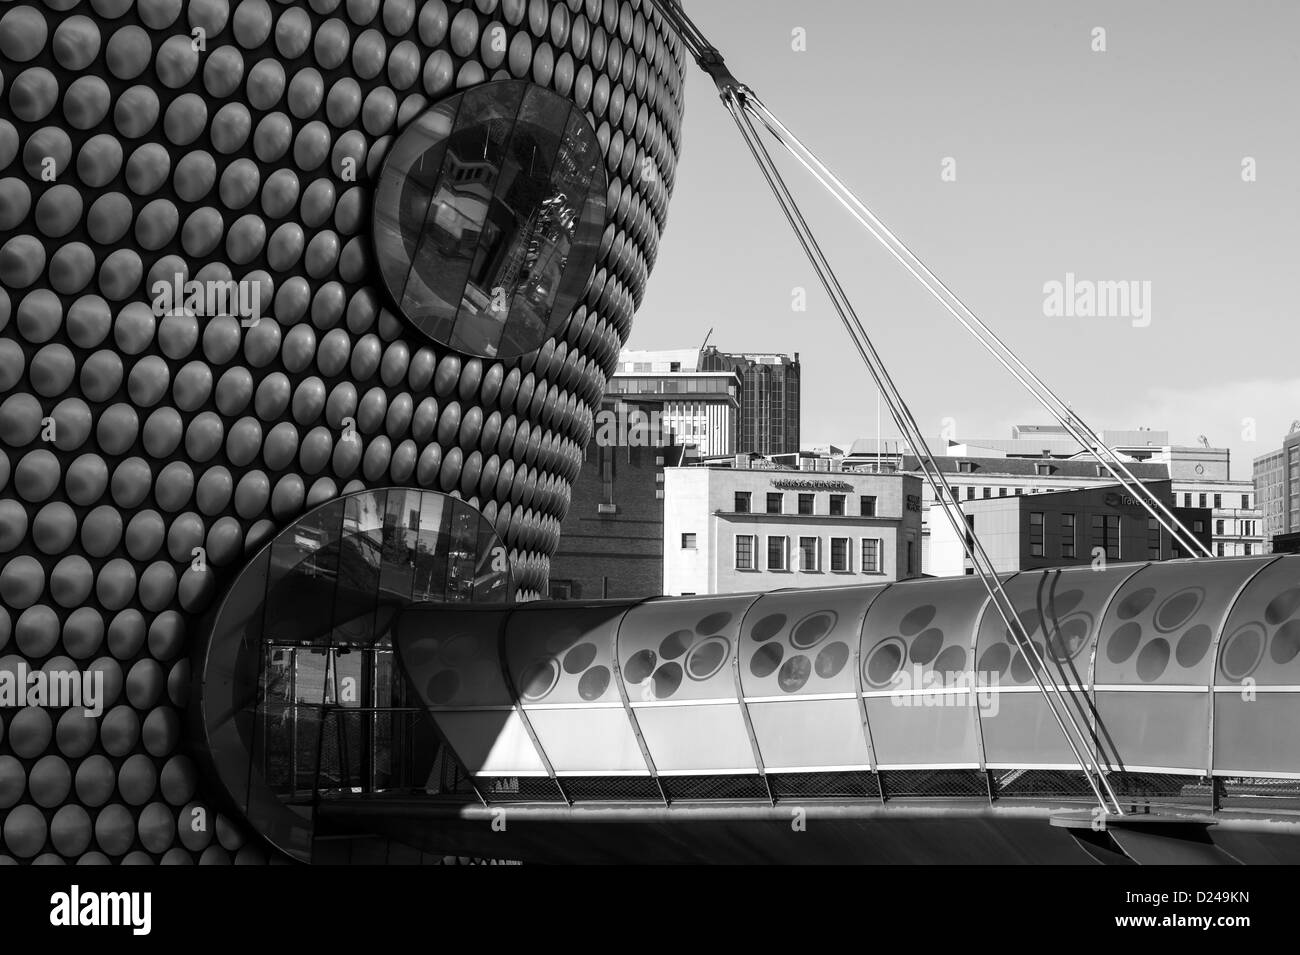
[1015,487,1023,495]
[1148,517,1162,559]
[799,536,820,571]
[830,537,850,572]
[1061,513,1076,558]
[372,81,607,359]
[966,487,975,501]
[1096,465,1107,477]
[767,536,788,571]
[734,491,751,513]
[998,487,1007,497]
[829,494,845,516]
[766,492,783,514]
[958,461,975,473]
[681,533,697,549]
[860,495,876,516]
[861,538,882,574]
[1029,511,1044,556]
[1036,464,1052,476]
[1183,493,1192,508]
[1245,541,1253,556]
[1199,493,1207,508]
[983,487,991,499]
[735,535,755,570]
[1242,493,1250,509]
[798,493,814,515]
[1092,514,1120,559]
[1215,519,1225,536]
[1214,493,1222,509]
[1217,541,1225,557]
[1193,520,1205,534]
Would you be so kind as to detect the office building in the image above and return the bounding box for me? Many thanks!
[941,426,1260,556]
[608,352,741,456]
[698,346,801,455]
[1254,425,1300,551]
[928,481,1213,577]
[663,463,924,595]
[1167,446,1263,557]
[863,425,1260,569]
[900,453,1171,574]
[613,346,802,456]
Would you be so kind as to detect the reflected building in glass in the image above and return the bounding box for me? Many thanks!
[198,488,511,860]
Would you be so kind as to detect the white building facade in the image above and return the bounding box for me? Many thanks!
[609,350,740,456]
[663,465,924,596]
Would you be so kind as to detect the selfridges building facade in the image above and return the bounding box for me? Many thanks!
[0,0,686,864]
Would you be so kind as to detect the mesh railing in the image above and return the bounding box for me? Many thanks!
[476,776,567,803]
[767,771,881,801]
[879,769,988,800]
[992,769,1097,802]
[1112,771,1213,810]
[661,775,769,802]
[563,776,664,803]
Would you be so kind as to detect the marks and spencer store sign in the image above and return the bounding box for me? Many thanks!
[772,479,854,492]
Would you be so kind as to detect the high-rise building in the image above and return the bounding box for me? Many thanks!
[1253,425,1300,551]
[0,1,687,865]
[698,346,801,455]
[607,357,741,456]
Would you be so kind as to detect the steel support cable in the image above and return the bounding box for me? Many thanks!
[650,0,1123,812]
[723,90,1122,815]
[746,93,1206,557]
[741,95,1212,560]
[649,0,1187,557]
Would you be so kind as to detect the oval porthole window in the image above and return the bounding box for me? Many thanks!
[373,80,608,359]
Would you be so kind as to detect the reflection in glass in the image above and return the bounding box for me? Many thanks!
[231,489,513,804]
[412,492,450,602]
[373,80,607,359]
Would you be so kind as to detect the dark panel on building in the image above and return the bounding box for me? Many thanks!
[699,346,801,455]
[1016,482,1213,570]
[549,403,683,600]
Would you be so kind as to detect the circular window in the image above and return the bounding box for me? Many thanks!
[373,80,608,359]
[194,488,513,862]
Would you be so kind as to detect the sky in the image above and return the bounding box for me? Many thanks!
[629,0,1300,480]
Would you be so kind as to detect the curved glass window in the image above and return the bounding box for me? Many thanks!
[195,488,512,862]
[373,80,608,359]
